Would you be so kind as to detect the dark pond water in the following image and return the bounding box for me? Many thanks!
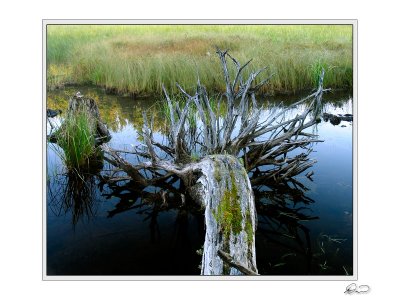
[46,86,353,276]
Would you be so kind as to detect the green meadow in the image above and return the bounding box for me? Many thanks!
[47,24,353,95]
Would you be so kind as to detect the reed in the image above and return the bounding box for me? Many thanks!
[47,24,353,95]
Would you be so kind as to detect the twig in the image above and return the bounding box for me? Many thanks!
[217,250,259,275]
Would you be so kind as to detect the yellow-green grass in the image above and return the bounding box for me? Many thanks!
[55,108,97,170]
[47,25,353,95]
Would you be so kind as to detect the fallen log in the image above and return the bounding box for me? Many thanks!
[194,155,257,275]
[99,49,326,275]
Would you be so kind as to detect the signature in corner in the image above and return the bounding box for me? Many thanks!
[344,283,370,294]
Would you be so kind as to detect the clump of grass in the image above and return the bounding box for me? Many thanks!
[55,108,97,170]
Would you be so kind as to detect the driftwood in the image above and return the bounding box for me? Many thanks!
[98,49,326,275]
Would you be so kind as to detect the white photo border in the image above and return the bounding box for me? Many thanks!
[42,19,357,281]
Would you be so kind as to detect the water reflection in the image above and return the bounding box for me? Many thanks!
[253,179,352,275]
[48,86,352,134]
[97,166,203,250]
[47,140,104,225]
[46,86,353,275]
[47,87,167,133]
[48,170,99,226]
[253,179,315,273]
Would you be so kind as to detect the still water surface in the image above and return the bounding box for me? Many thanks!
[47,87,353,276]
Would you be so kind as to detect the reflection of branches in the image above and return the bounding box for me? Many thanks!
[254,177,315,206]
[142,204,161,244]
[253,180,318,274]
[100,176,205,253]
[99,172,319,275]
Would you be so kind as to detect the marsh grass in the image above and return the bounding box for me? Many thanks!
[47,25,353,95]
[55,108,98,170]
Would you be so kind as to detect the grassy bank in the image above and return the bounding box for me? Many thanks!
[47,25,353,95]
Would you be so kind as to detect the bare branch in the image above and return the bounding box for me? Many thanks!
[217,250,259,275]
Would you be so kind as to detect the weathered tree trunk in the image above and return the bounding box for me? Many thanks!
[67,92,111,142]
[98,50,327,275]
[191,155,257,275]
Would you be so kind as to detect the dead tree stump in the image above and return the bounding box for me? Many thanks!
[48,92,111,144]
[67,92,111,143]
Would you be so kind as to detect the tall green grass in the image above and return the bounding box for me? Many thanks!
[55,108,97,170]
[47,25,353,95]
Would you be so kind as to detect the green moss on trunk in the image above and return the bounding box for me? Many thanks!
[245,210,254,244]
[213,167,244,239]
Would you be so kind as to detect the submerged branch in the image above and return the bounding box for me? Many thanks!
[217,250,259,275]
